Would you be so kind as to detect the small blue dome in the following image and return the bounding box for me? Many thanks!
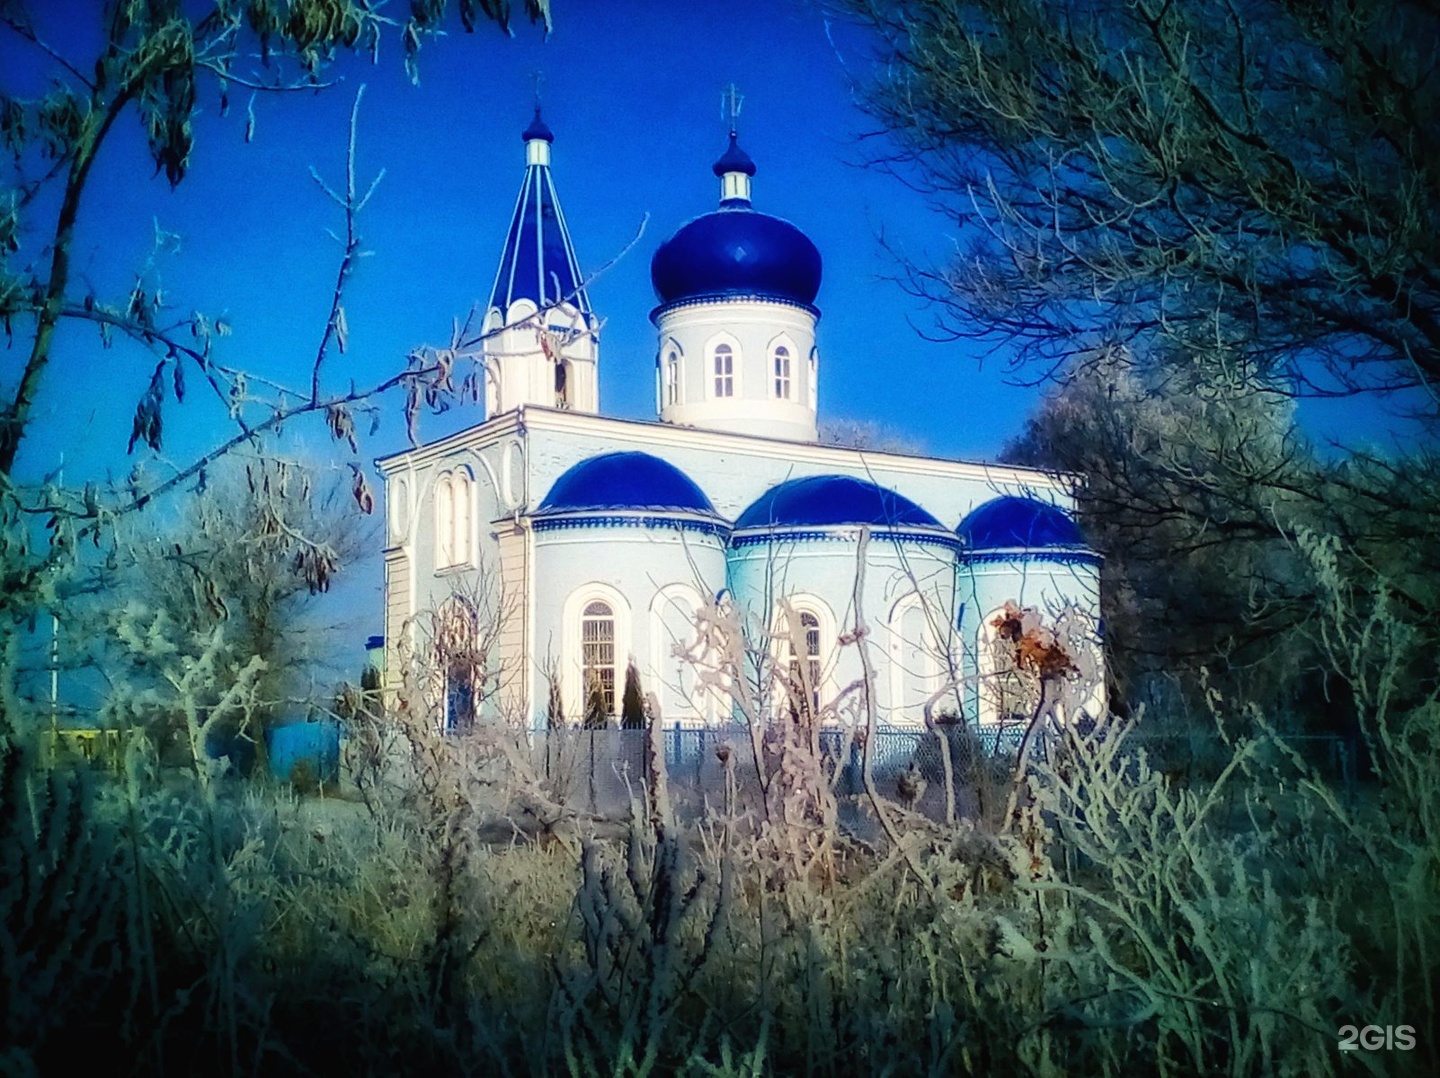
[958,496,1086,550]
[651,209,822,312]
[712,133,756,177]
[536,452,716,516]
[735,476,943,531]
[521,108,553,144]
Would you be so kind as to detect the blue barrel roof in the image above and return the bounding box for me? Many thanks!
[957,496,1086,549]
[734,475,943,531]
[536,452,717,516]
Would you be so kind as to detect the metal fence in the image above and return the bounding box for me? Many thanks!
[518,723,1361,826]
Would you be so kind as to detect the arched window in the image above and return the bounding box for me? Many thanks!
[808,351,818,409]
[452,471,471,565]
[434,470,473,570]
[713,343,735,398]
[651,584,714,724]
[435,473,455,568]
[772,344,792,399]
[436,599,480,734]
[779,608,822,723]
[977,605,1040,727]
[581,601,616,718]
[665,350,680,406]
[554,358,571,408]
[899,602,933,719]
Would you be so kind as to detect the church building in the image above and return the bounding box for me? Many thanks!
[375,110,1101,731]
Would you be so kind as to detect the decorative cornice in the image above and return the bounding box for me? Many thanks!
[532,512,731,538]
[375,406,1081,494]
[959,548,1104,567]
[730,526,965,552]
[651,293,820,323]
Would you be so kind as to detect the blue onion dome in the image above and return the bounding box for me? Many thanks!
[734,476,946,533]
[957,496,1089,551]
[651,136,822,315]
[712,133,756,177]
[652,212,822,312]
[535,452,719,517]
[521,107,553,143]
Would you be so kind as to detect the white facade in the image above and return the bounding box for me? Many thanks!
[376,119,1102,731]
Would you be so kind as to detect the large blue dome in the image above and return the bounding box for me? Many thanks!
[958,496,1087,550]
[536,452,717,516]
[734,476,943,531]
[651,208,822,313]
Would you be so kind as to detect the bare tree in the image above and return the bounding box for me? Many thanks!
[0,0,550,477]
[1002,349,1440,720]
[87,456,375,770]
[839,0,1440,417]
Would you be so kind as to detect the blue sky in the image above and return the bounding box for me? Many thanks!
[3,0,1080,492]
[6,0,1430,491]
[5,0,1433,683]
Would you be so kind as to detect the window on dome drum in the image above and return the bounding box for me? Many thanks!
[665,351,679,405]
[781,610,822,723]
[713,343,734,398]
[773,345,792,399]
[808,353,818,409]
[581,601,616,717]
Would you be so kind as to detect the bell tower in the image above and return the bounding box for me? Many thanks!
[482,108,600,416]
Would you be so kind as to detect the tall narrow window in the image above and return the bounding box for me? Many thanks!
[900,603,932,719]
[581,601,616,717]
[452,472,471,566]
[773,345,792,399]
[713,343,734,398]
[808,352,818,409]
[435,471,472,570]
[435,474,455,568]
[438,599,479,734]
[978,606,1039,726]
[781,610,822,722]
[665,350,680,405]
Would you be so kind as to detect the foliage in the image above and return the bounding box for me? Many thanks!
[0,0,548,478]
[584,674,611,730]
[3,562,1437,1075]
[72,457,370,771]
[0,0,551,768]
[621,660,646,730]
[817,416,921,454]
[840,0,1440,413]
[1001,350,1440,723]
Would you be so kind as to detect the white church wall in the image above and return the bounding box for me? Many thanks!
[531,524,727,724]
[726,534,959,726]
[377,412,1095,730]
[957,556,1103,726]
[519,410,1071,532]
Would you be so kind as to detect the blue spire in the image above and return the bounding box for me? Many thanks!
[487,110,592,318]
